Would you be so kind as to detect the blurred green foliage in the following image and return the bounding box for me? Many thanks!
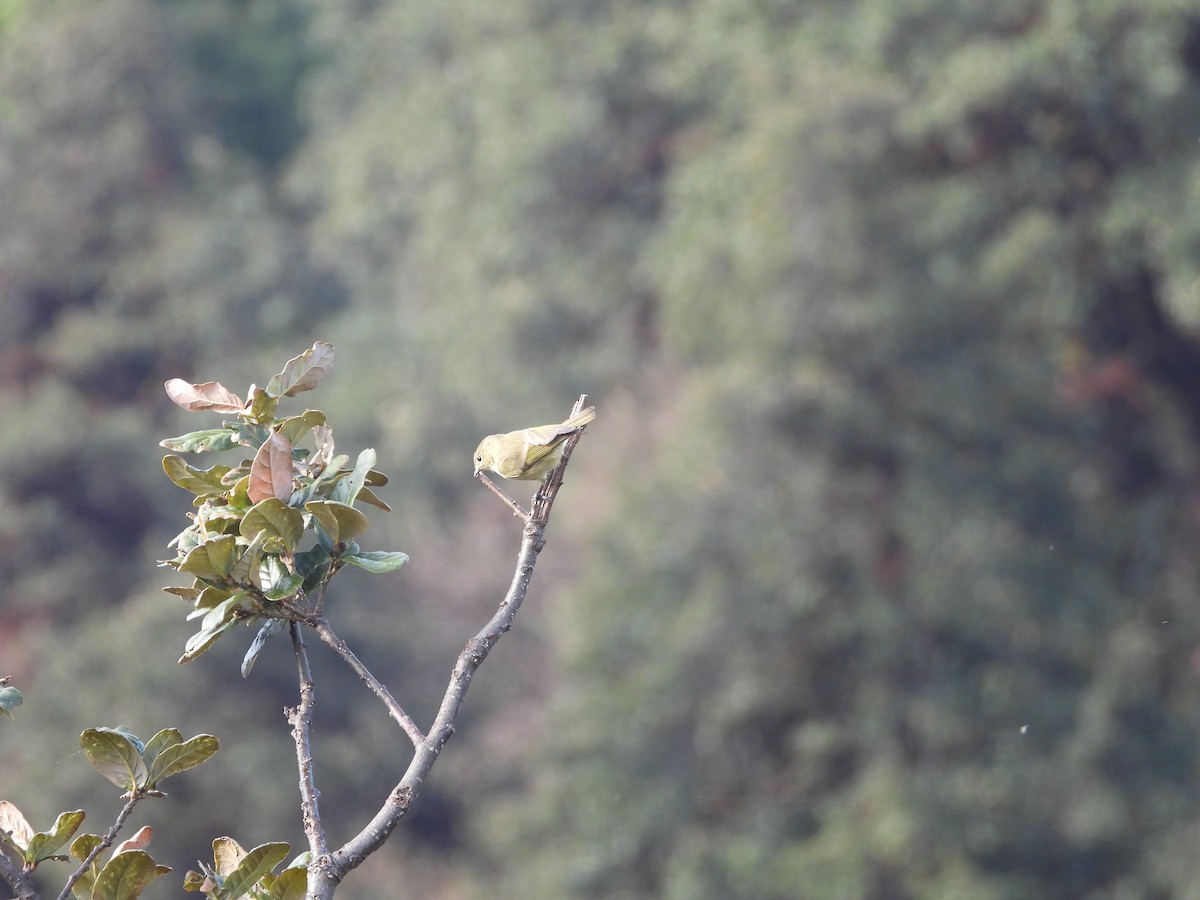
[4,0,1200,897]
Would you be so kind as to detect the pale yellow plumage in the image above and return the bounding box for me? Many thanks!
[473,407,596,480]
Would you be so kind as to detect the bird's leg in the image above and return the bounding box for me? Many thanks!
[475,471,529,519]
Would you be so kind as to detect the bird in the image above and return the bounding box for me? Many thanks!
[473,407,596,481]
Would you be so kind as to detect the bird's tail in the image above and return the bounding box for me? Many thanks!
[564,406,596,431]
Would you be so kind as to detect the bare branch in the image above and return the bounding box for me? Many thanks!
[320,518,546,892]
[288,623,328,859]
[311,618,425,747]
[300,395,591,897]
[0,848,38,900]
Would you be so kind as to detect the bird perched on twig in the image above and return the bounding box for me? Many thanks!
[473,407,596,481]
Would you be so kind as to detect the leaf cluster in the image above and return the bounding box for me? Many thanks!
[183,837,308,900]
[66,830,171,900]
[80,727,218,797]
[1,726,218,899]
[158,343,408,673]
[0,802,84,872]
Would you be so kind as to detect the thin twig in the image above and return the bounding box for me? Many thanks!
[310,618,425,746]
[56,795,140,900]
[474,471,527,518]
[309,578,331,618]
[289,623,328,859]
[530,393,590,525]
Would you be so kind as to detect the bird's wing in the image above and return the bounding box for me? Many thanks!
[521,423,571,447]
[516,424,570,470]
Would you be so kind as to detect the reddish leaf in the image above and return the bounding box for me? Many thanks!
[112,825,153,857]
[164,379,246,413]
[248,432,294,504]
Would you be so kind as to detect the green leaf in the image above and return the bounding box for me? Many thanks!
[25,809,85,865]
[291,452,350,506]
[260,565,304,601]
[229,533,267,586]
[217,842,290,899]
[81,729,148,792]
[91,849,170,900]
[220,464,251,487]
[340,551,410,574]
[0,685,23,716]
[242,618,289,677]
[198,596,242,633]
[141,729,182,777]
[181,869,211,892]
[243,386,280,424]
[265,341,334,398]
[294,545,331,580]
[165,526,202,562]
[196,505,244,533]
[278,410,327,446]
[305,500,369,544]
[180,598,243,664]
[69,833,104,898]
[232,421,270,450]
[180,536,240,582]
[267,866,307,900]
[356,486,391,512]
[226,474,252,509]
[69,832,104,861]
[315,454,349,486]
[159,428,241,453]
[162,457,232,497]
[112,727,146,755]
[241,499,304,553]
[330,448,376,505]
[186,586,239,621]
[144,734,218,787]
[161,585,201,601]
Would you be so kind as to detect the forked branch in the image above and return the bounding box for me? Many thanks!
[297,395,591,898]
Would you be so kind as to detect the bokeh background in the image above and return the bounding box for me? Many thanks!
[5,1,1200,897]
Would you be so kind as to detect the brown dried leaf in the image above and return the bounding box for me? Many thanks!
[164,379,246,414]
[266,341,335,398]
[248,431,294,503]
[112,825,153,857]
[0,800,34,849]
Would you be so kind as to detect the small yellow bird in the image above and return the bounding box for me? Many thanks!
[473,407,596,481]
